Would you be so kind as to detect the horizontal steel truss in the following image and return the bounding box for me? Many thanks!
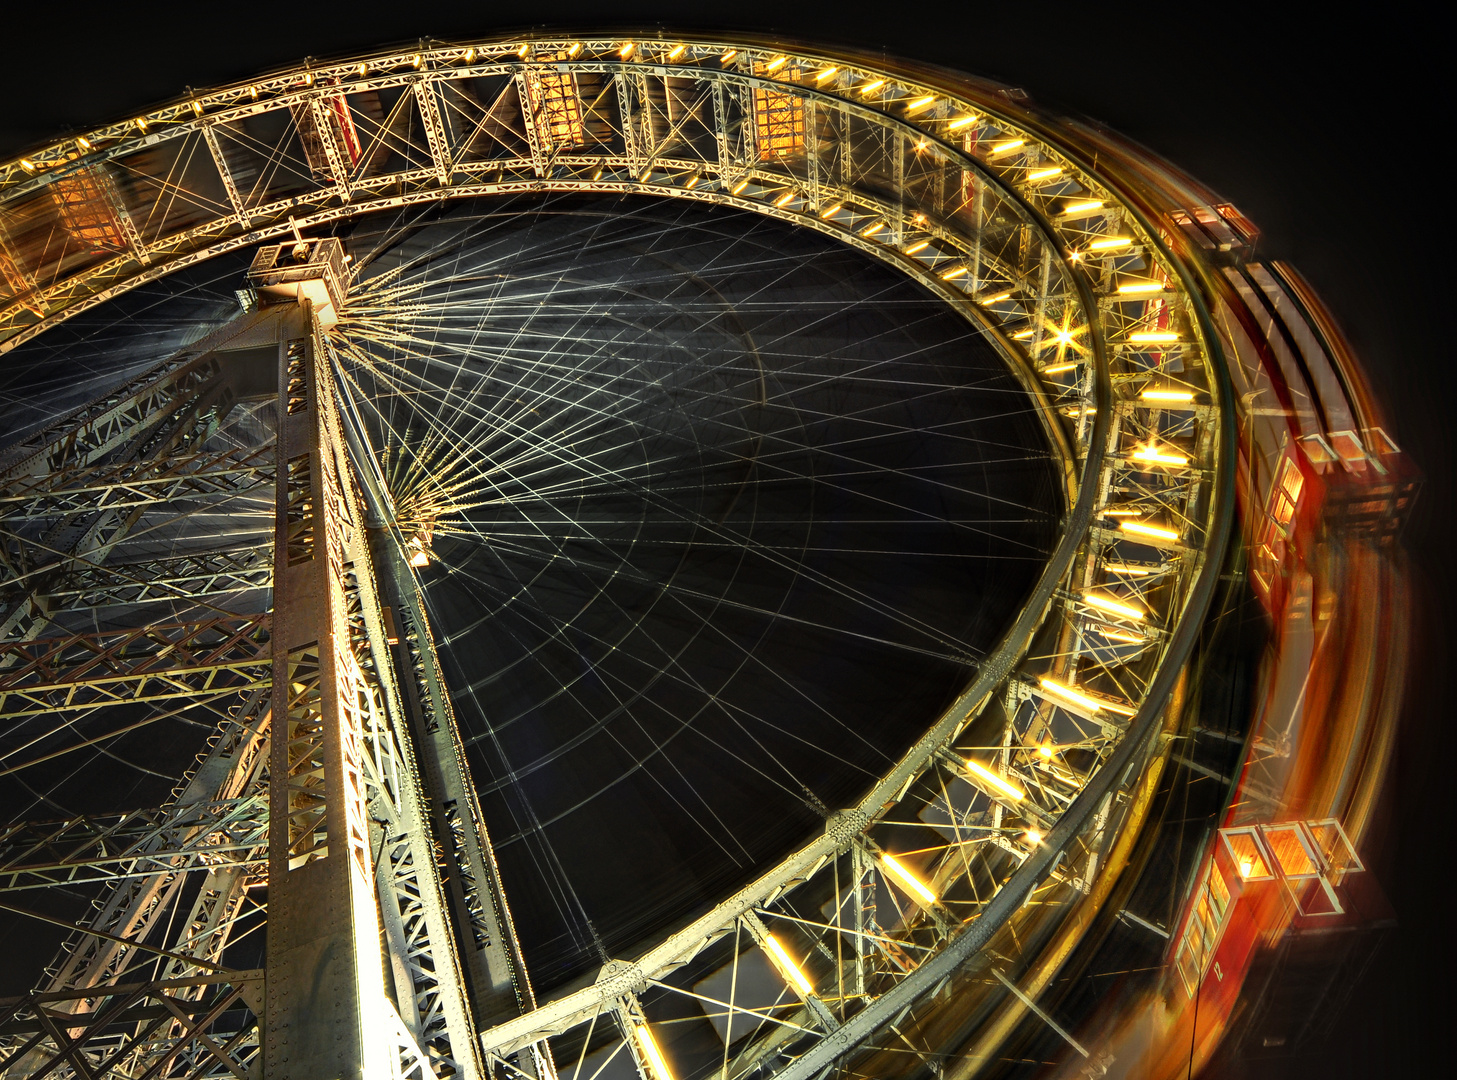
[0,971,265,1079]
[0,795,267,892]
[0,615,270,719]
[0,308,488,1079]
[0,318,283,656]
[0,445,276,520]
[37,546,271,614]
[0,35,1233,1080]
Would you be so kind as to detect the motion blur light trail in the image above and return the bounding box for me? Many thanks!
[0,32,1415,1080]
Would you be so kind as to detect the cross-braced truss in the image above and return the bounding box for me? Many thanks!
[0,34,1240,1080]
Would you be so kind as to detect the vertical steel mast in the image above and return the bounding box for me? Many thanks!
[0,242,545,1079]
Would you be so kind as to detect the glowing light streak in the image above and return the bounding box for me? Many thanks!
[635,1025,674,1080]
[1132,445,1190,467]
[880,853,936,904]
[763,933,815,995]
[1119,520,1181,541]
[964,759,1025,802]
[1082,592,1145,621]
[1095,626,1146,644]
[1039,678,1107,714]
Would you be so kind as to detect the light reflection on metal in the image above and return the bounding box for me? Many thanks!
[0,30,1407,1080]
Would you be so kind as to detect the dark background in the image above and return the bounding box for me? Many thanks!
[1,3,1446,1075]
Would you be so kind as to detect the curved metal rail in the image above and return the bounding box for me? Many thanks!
[0,35,1232,1080]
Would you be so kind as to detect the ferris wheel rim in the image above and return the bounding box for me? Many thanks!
[0,33,1234,1079]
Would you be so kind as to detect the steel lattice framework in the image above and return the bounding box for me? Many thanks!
[0,33,1250,1080]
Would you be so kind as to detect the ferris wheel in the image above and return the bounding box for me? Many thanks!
[0,33,1409,1080]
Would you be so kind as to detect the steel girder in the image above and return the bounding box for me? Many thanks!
[0,298,492,1080]
[0,796,268,892]
[0,971,266,1079]
[0,35,1235,1080]
[259,300,495,1080]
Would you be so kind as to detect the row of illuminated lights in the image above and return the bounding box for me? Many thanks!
[11,42,954,172]
[629,852,1027,1080]
[1055,385,1201,468]
[626,690,1125,1080]
[695,178,1172,342]
[627,927,824,1080]
[568,55,1102,212]
[1071,415,1200,643]
[626,866,936,1080]
[570,41,992,130]
[11,41,1032,191]
[695,171,1199,461]
[624,592,1167,1069]
[594,48,1120,236]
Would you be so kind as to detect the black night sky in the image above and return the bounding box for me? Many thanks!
[1,3,1446,1075]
